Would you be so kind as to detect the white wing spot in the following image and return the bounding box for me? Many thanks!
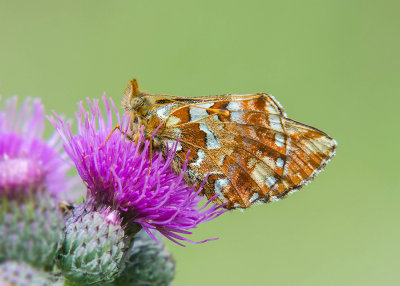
[215,178,229,196]
[230,111,244,123]
[276,158,284,168]
[270,196,280,202]
[265,101,278,113]
[269,114,283,132]
[252,163,272,187]
[189,103,213,122]
[200,124,221,149]
[274,133,284,148]
[249,193,259,203]
[227,101,241,111]
[198,102,214,108]
[269,95,287,116]
[288,188,299,196]
[265,176,277,187]
[156,104,174,120]
[262,156,276,169]
[166,116,181,127]
[192,149,205,168]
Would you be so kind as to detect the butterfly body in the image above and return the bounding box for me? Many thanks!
[122,79,337,209]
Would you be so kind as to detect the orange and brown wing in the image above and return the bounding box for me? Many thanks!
[154,94,336,209]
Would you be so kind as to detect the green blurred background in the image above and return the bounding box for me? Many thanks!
[0,0,398,285]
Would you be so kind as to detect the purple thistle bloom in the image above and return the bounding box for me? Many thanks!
[0,97,79,200]
[50,96,226,246]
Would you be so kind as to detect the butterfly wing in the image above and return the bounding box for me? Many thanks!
[150,94,336,209]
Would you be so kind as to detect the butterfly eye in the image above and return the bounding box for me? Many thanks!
[130,98,145,110]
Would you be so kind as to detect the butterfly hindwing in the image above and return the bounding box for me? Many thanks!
[145,94,336,209]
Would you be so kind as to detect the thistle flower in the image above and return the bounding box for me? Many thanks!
[0,97,79,200]
[50,96,226,246]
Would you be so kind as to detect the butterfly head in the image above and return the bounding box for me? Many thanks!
[122,78,152,116]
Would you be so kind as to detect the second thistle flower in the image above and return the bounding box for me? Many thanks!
[0,97,79,269]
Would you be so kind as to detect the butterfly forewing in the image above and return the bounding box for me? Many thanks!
[123,80,337,209]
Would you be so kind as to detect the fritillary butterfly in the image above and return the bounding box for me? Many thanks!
[122,79,336,209]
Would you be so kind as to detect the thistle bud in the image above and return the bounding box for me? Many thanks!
[0,190,64,269]
[114,230,175,286]
[57,204,131,285]
[0,261,63,286]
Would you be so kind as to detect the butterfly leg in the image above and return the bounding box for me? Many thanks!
[104,125,131,143]
[147,137,154,175]
[105,113,139,142]
[82,125,127,160]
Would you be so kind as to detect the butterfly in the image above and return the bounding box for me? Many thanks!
[121,79,336,209]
